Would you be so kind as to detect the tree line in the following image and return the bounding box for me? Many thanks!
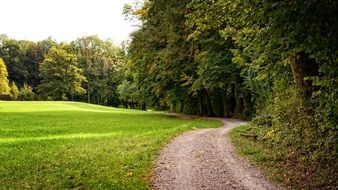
[123,0,337,188]
[0,35,126,106]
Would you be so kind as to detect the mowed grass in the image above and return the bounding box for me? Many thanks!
[0,101,220,189]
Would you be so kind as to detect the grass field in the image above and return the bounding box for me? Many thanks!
[0,101,220,189]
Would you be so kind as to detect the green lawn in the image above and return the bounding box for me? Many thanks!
[0,101,220,189]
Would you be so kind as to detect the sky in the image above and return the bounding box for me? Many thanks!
[0,0,137,45]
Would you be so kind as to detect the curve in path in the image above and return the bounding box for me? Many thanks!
[152,118,280,190]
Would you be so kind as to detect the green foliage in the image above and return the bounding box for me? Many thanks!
[230,125,287,186]
[38,47,86,100]
[117,80,138,103]
[0,39,29,87]
[18,84,35,100]
[126,0,194,111]
[124,0,337,188]
[0,101,220,189]
[252,114,273,127]
[0,58,10,96]
[231,122,337,189]
[0,36,125,106]
[125,0,252,116]
[71,35,125,106]
[0,37,58,89]
[272,79,337,186]
[9,82,19,100]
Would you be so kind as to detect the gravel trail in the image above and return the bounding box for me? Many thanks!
[152,118,280,190]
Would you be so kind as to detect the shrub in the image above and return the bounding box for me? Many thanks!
[18,84,35,100]
[9,82,19,100]
[252,114,273,127]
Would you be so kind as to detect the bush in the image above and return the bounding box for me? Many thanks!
[18,84,35,100]
[9,82,19,100]
[252,114,273,127]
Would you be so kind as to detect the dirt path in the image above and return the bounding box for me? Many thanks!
[152,118,280,190]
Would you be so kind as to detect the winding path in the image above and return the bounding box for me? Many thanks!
[152,118,280,190]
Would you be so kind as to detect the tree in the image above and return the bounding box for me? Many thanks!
[124,1,337,187]
[125,0,201,113]
[183,0,337,187]
[117,79,139,108]
[0,39,29,87]
[124,0,252,116]
[38,47,86,100]
[71,35,124,105]
[0,36,124,104]
[24,38,58,88]
[0,58,10,96]
[0,37,58,89]
[9,82,19,100]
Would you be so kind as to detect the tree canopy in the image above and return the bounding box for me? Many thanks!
[0,35,126,105]
[38,47,86,100]
[123,0,337,188]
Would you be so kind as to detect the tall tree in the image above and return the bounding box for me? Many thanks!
[0,58,10,96]
[25,38,58,88]
[38,47,86,100]
[71,36,124,105]
[0,39,28,87]
[125,0,252,116]
[183,0,337,187]
[126,0,202,113]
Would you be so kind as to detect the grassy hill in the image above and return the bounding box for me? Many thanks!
[0,101,220,189]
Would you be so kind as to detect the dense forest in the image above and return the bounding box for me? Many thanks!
[122,0,337,189]
[0,35,126,106]
[0,0,337,188]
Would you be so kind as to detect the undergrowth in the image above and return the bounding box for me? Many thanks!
[230,123,337,189]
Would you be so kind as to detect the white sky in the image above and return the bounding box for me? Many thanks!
[0,0,137,45]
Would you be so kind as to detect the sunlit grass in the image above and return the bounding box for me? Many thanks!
[0,101,221,189]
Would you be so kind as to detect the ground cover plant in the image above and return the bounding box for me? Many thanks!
[0,101,220,189]
[230,124,337,189]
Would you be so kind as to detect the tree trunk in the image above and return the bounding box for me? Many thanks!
[243,92,249,117]
[141,103,146,110]
[290,52,319,97]
[87,83,91,103]
[211,88,224,117]
[222,88,230,118]
[203,88,215,116]
[234,80,244,116]
[199,93,203,115]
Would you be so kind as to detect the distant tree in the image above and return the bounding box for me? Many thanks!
[38,47,86,100]
[71,36,124,105]
[9,82,19,100]
[0,58,10,96]
[117,79,138,108]
[0,39,29,87]
[18,84,34,100]
[0,37,58,89]
[24,38,58,88]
